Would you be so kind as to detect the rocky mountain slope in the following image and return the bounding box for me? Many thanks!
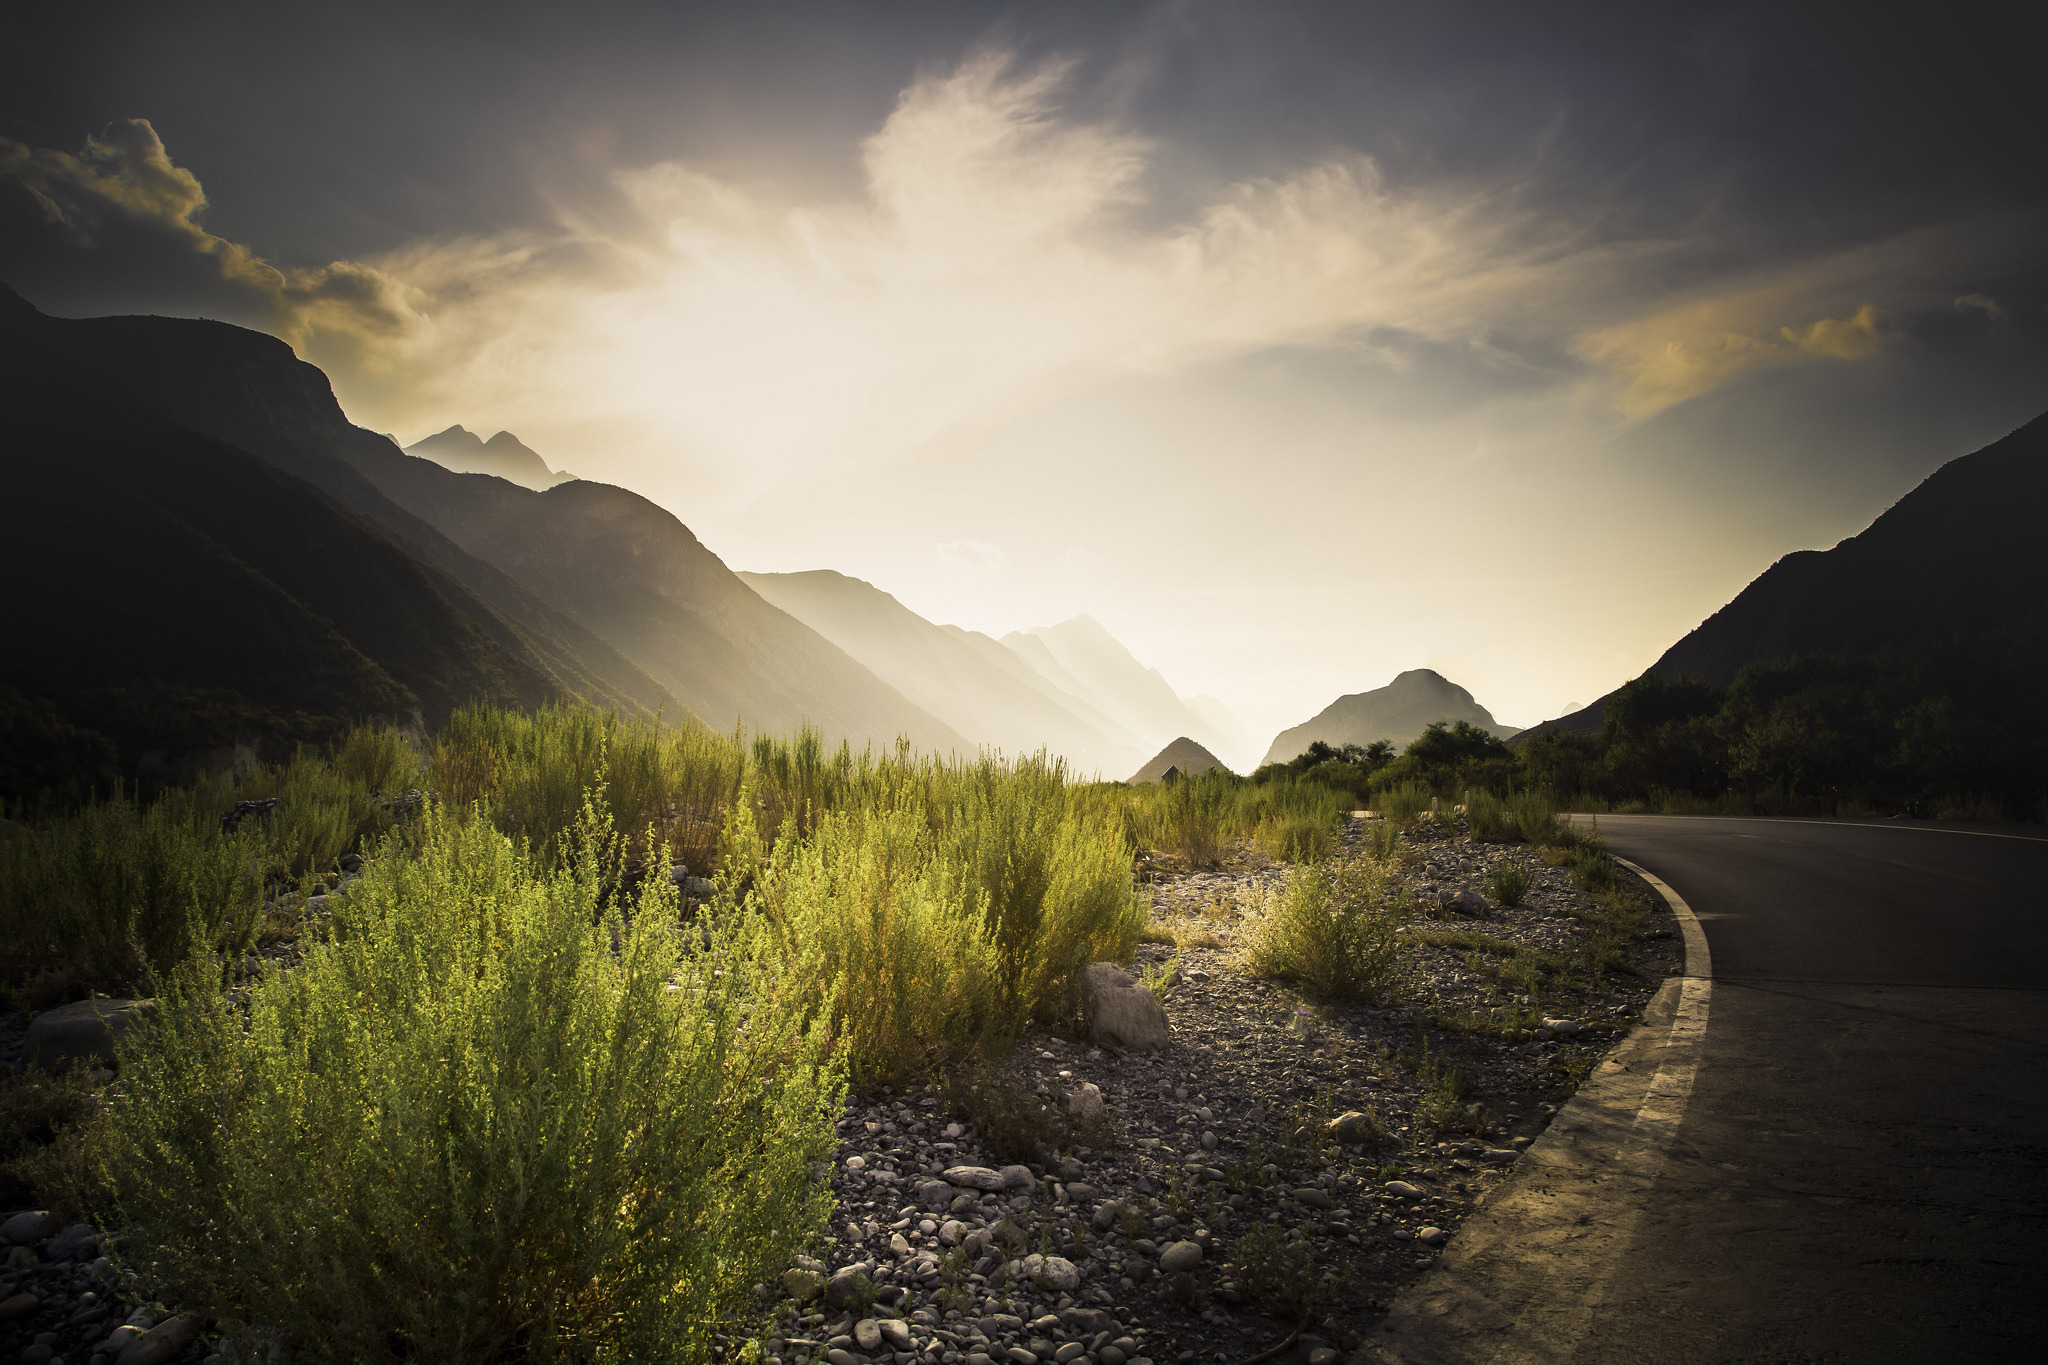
[1262,669,1519,767]
[1519,412,2048,742]
[1003,617,1239,762]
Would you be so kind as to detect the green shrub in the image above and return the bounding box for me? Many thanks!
[1508,791,1564,845]
[1373,781,1433,828]
[1363,818,1410,865]
[1231,1224,1322,1317]
[1485,858,1532,907]
[0,790,264,994]
[1254,811,1333,863]
[1240,858,1406,1003]
[107,802,843,1364]
[1466,789,1511,842]
[1568,844,1622,893]
[752,755,1141,1079]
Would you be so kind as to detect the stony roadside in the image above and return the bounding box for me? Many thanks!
[748,815,1681,1365]
[0,816,1676,1365]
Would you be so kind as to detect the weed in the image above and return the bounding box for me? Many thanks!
[1239,857,1407,1003]
[1362,819,1413,867]
[1373,782,1433,828]
[0,1067,108,1217]
[1485,858,1532,907]
[1137,954,1181,1002]
[1231,1224,1321,1317]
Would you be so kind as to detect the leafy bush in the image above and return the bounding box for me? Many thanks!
[107,802,843,1364]
[1485,858,1532,907]
[1240,858,1406,1003]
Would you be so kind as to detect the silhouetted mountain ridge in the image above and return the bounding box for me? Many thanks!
[1519,413,2048,743]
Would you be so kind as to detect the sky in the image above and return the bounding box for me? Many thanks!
[5,0,2044,743]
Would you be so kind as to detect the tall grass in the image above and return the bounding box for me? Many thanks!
[1240,857,1408,1003]
[108,801,842,1363]
[1467,790,1566,845]
[1114,770,1345,866]
[1373,781,1433,828]
[0,788,265,995]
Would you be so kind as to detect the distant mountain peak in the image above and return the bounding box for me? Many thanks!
[405,425,566,491]
[1261,668,1517,767]
[1130,737,1228,784]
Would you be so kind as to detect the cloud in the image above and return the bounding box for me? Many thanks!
[1953,292,2004,321]
[0,119,418,352]
[935,538,1006,569]
[1582,297,1893,417]
[1,56,1988,471]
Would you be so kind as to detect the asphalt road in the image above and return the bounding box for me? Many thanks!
[1571,816,2048,1361]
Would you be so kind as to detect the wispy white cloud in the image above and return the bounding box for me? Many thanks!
[935,538,1006,569]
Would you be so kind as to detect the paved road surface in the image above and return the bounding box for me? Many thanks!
[1376,816,2048,1363]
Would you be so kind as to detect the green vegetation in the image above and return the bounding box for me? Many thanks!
[1484,857,1532,907]
[0,701,1158,1360]
[1521,655,2047,819]
[1111,767,1348,867]
[112,801,842,1363]
[1239,857,1408,1002]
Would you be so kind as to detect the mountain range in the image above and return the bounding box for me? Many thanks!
[737,575,1259,778]
[1517,412,2048,744]
[0,287,964,783]
[404,425,571,489]
[0,288,1261,792]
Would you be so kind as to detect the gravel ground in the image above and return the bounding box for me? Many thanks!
[752,814,1681,1365]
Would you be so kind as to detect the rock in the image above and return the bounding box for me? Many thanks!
[23,998,156,1071]
[1060,1307,1117,1335]
[1482,1148,1519,1164]
[1540,1018,1585,1035]
[0,1292,39,1321]
[917,1178,954,1210]
[1442,887,1490,916]
[1291,1187,1333,1210]
[1418,1226,1448,1246]
[1308,1348,1341,1365]
[1006,1349,1040,1365]
[945,1165,1009,1192]
[47,1223,98,1260]
[1004,1253,1081,1292]
[782,1268,824,1300]
[1157,1240,1203,1272]
[1384,1180,1424,1201]
[1067,1082,1105,1123]
[999,1164,1035,1190]
[99,1325,146,1356]
[824,1265,872,1310]
[116,1312,202,1365]
[1,1210,55,1245]
[844,1155,868,1172]
[941,1219,967,1246]
[1097,1350,1127,1365]
[1092,1200,1125,1231]
[854,1319,883,1352]
[890,1232,911,1256]
[1081,963,1170,1051]
[826,1350,858,1365]
[879,1318,914,1348]
[1064,1182,1098,1201]
[1325,1111,1380,1144]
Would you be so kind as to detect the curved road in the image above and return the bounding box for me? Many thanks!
[1377,816,2048,1363]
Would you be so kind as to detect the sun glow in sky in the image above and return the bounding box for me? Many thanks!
[4,3,2042,747]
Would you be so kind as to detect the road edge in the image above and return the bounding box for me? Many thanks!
[1359,856,1713,1363]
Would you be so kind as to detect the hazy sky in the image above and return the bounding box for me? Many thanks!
[6,1,2043,741]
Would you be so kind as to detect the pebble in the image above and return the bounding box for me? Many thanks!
[1157,1241,1203,1273]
